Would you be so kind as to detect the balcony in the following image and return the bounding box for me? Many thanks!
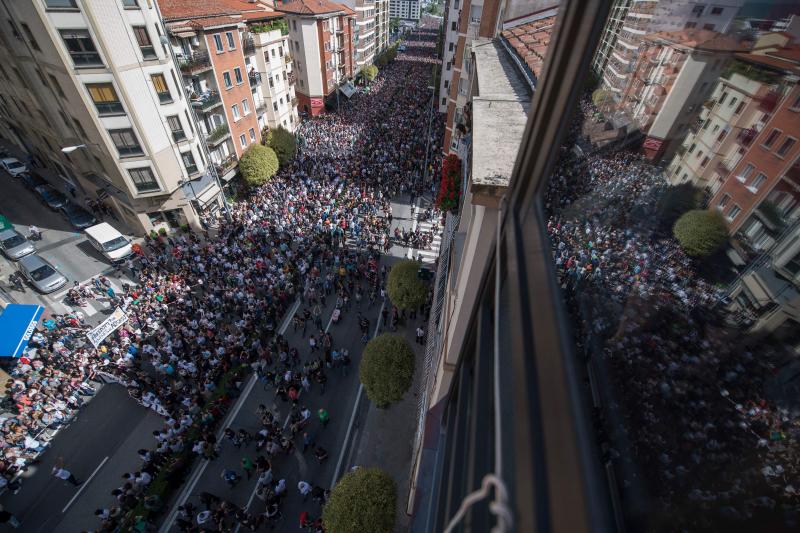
[191,91,221,111]
[249,72,262,86]
[737,126,757,147]
[205,123,230,146]
[214,154,238,179]
[758,90,781,113]
[290,97,298,107]
[243,37,255,55]
[256,101,268,115]
[284,55,292,64]
[288,72,297,85]
[717,160,731,177]
[178,51,211,75]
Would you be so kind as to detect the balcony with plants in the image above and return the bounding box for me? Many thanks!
[178,51,211,75]
[205,123,230,146]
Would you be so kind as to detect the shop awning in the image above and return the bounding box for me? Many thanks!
[0,304,44,358]
[339,82,357,99]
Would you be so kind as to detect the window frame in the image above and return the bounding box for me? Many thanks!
[223,71,233,89]
[776,136,796,158]
[762,128,781,149]
[108,128,143,157]
[181,150,198,175]
[167,115,186,142]
[234,67,243,85]
[226,31,236,50]
[59,29,103,67]
[242,98,250,115]
[129,167,160,193]
[151,73,173,104]
[213,34,224,53]
[239,133,247,148]
[231,103,241,120]
[44,0,78,9]
[86,83,124,115]
[132,25,157,60]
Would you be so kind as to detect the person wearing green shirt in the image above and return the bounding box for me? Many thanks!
[241,457,255,480]
[318,408,330,428]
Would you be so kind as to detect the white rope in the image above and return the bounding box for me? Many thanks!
[443,474,514,533]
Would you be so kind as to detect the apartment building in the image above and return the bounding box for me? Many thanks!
[440,0,558,155]
[616,29,742,160]
[601,0,742,98]
[0,0,224,235]
[389,0,421,21]
[160,0,263,187]
[278,0,356,116]
[375,0,390,51]
[665,33,800,340]
[336,0,388,71]
[410,16,557,524]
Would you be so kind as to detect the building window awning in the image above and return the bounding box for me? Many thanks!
[339,81,357,99]
[0,305,44,358]
[181,172,221,209]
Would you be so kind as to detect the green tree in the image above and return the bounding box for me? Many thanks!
[323,468,396,533]
[592,88,612,108]
[673,209,729,257]
[359,334,415,407]
[390,17,400,33]
[387,259,428,310]
[239,144,279,187]
[656,183,703,232]
[266,126,296,167]
[363,64,379,82]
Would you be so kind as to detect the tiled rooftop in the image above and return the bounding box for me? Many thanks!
[277,0,351,16]
[158,0,238,21]
[500,16,556,79]
[646,28,746,52]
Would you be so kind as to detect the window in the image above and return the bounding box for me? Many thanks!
[167,115,186,142]
[687,143,696,154]
[242,99,250,114]
[223,71,233,89]
[271,49,276,57]
[226,32,235,50]
[785,251,800,277]
[213,34,224,53]
[734,101,745,114]
[273,101,278,112]
[87,83,124,115]
[21,23,40,51]
[151,74,172,103]
[449,42,454,51]
[727,204,741,221]
[239,134,247,148]
[451,21,456,31]
[710,7,723,15]
[728,97,737,108]
[122,0,139,7]
[703,23,715,30]
[129,167,159,193]
[49,75,66,98]
[181,151,198,174]
[249,128,256,142]
[293,20,297,31]
[763,128,780,148]
[269,75,274,88]
[718,92,727,105]
[739,163,755,181]
[718,193,730,209]
[700,156,710,167]
[133,26,156,59]
[234,67,243,85]
[776,137,796,157]
[696,150,703,159]
[750,173,767,191]
[232,104,240,120]
[691,4,704,16]
[45,0,78,7]
[60,29,102,66]
[109,129,142,157]
[685,21,697,29]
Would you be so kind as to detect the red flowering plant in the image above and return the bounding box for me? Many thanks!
[436,154,461,212]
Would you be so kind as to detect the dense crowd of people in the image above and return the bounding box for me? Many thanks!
[0,27,443,531]
[546,99,799,530]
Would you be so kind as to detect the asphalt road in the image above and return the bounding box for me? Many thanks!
[0,143,135,324]
[159,243,406,532]
[0,385,162,532]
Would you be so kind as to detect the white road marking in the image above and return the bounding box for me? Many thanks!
[61,456,109,513]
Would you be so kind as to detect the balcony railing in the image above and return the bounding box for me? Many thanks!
[178,51,211,74]
[288,72,297,85]
[205,123,230,145]
[249,72,262,86]
[243,37,255,55]
[192,91,221,112]
[214,154,238,177]
[737,126,757,147]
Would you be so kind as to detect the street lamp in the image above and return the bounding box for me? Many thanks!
[61,144,87,153]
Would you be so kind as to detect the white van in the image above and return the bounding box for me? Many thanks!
[85,222,133,262]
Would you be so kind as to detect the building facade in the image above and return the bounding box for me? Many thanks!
[0,0,226,235]
[390,0,421,21]
[601,0,741,100]
[616,29,742,160]
[278,0,356,116]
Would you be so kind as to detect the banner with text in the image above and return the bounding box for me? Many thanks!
[86,307,128,348]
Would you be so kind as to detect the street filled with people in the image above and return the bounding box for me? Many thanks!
[0,26,443,531]
[545,99,800,530]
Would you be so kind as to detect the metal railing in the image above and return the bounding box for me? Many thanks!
[178,51,211,74]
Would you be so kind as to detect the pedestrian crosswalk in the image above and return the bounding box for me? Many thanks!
[408,218,442,264]
[48,273,136,322]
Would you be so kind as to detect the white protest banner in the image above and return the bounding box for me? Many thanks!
[86,307,128,348]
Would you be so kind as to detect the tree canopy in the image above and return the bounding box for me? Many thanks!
[360,334,415,407]
[387,260,428,310]
[323,467,396,533]
[265,126,297,167]
[239,144,279,187]
[673,209,729,257]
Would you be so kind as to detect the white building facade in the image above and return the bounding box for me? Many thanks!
[390,0,421,21]
[0,0,221,234]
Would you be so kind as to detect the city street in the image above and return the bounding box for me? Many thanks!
[0,159,136,326]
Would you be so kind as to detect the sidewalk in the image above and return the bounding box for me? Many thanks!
[349,314,427,532]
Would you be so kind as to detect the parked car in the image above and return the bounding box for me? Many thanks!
[20,173,46,190]
[1,157,28,177]
[59,202,97,229]
[0,228,35,260]
[17,254,67,293]
[34,185,68,210]
[85,222,133,262]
